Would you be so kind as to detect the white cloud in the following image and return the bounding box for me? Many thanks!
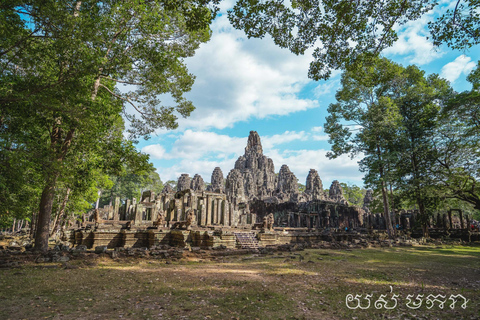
[156,157,238,185]
[310,126,329,141]
[266,149,363,187]
[312,135,329,141]
[141,144,166,159]
[314,77,340,98]
[262,131,308,150]
[440,55,477,83]
[178,14,319,130]
[149,130,363,186]
[169,130,245,159]
[142,130,245,161]
[383,13,445,64]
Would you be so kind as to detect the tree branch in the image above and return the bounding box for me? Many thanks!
[99,75,143,86]
[98,83,150,116]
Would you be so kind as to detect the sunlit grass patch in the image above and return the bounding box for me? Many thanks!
[0,245,478,319]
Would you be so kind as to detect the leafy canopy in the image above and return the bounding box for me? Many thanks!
[229,0,479,80]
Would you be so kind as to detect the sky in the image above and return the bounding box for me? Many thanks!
[136,0,480,189]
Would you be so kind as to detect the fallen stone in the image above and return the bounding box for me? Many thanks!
[75,245,88,251]
[95,246,108,254]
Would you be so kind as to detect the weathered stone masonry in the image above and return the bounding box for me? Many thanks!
[69,131,471,249]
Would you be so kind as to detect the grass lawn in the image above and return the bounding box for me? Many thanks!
[0,245,479,319]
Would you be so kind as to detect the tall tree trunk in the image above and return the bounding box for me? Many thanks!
[50,187,71,237]
[377,144,395,238]
[12,218,16,234]
[34,174,58,251]
[34,121,75,251]
[389,184,397,230]
[380,178,395,238]
[411,150,429,237]
[30,211,37,239]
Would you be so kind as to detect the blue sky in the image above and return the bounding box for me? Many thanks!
[136,0,480,188]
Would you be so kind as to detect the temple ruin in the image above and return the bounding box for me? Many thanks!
[68,131,474,249]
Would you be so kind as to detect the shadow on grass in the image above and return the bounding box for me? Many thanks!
[0,245,478,320]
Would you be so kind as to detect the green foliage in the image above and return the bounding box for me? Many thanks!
[340,182,366,207]
[429,61,480,211]
[326,56,480,225]
[99,163,164,206]
[0,1,220,248]
[227,0,479,80]
[165,180,178,191]
[325,57,459,235]
[428,0,480,49]
[297,183,306,193]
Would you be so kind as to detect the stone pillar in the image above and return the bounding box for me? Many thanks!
[198,203,203,226]
[135,204,143,225]
[228,203,233,227]
[125,199,131,220]
[206,196,212,226]
[213,199,218,224]
[113,197,120,221]
[182,194,188,220]
[152,200,159,222]
[200,199,206,226]
[161,195,166,211]
[220,200,226,226]
[173,199,180,221]
[164,200,171,222]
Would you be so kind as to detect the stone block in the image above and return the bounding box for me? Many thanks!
[95,246,108,254]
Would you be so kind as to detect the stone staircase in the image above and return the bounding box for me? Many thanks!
[234,232,259,249]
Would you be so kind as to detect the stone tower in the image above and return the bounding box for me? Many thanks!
[233,131,276,200]
[207,167,225,193]
[190,174,205,192]
[305,169,324,200]
[177,174,191,192]
[329,180,347,204]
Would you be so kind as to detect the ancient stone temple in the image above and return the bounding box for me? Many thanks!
[363,189,374,212]
[177,174,191,192]
[206,167,225,193]
[328,180,348,205]
[191,174,205,192]
[72,131,374,250]
[275,164,299,202]
[305,169,325,201]
[232,131,276,200]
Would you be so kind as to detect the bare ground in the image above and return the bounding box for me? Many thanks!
[0,245,479,320]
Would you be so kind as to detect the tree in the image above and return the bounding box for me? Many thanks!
[388,67,453,235]
[429,62,480,210]
[326,57,455,236]
[228,0,479,80]
[165,180,178,191]
[325,57,405,237]
[1,1,220,251]
[428,0,480,49]
[340,183,365,207]
[98,163,164,207]
[297,182,306,193]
